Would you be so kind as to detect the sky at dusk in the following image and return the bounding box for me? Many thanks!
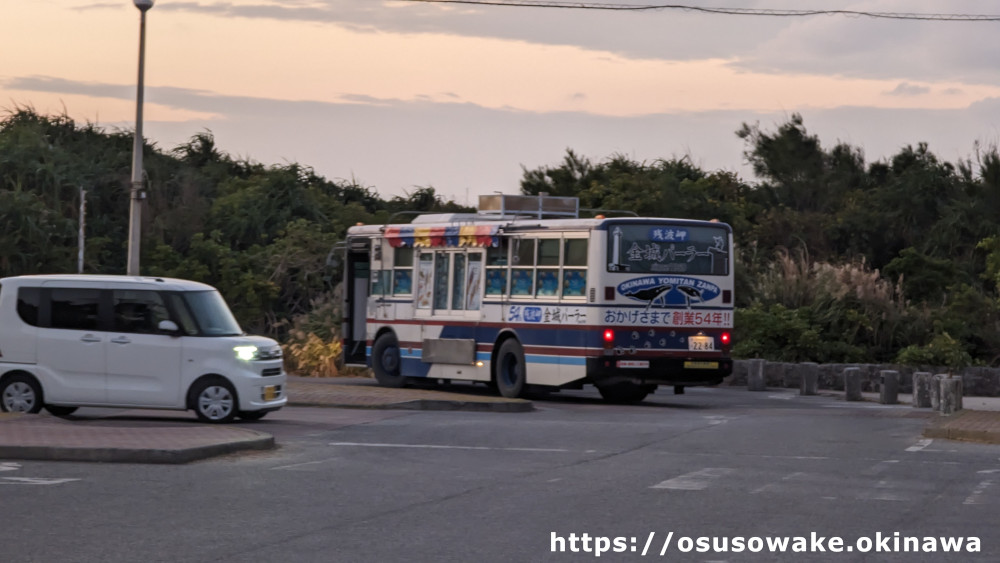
[3,1,1000,204]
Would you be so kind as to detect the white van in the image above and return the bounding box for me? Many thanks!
[0,275,287,423]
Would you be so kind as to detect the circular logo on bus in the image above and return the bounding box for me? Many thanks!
[616,276,721,308]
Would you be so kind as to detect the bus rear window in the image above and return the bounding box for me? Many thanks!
[607,223,729,276]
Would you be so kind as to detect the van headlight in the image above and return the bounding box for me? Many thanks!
[234,346,259,361]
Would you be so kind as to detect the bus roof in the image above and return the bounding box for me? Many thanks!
[346,216,732,238]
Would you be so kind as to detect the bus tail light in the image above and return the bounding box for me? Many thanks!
[721,332,731,350]
[603,329,615,349]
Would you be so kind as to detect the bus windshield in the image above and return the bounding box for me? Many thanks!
[607,222,730,276]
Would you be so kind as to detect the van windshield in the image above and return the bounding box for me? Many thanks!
[182,290,243,336]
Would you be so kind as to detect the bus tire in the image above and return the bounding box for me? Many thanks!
[597,382,650,404]
[495,339,527,398]
[372,333,406,388]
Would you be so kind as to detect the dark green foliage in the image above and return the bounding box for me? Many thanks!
[6,107,1000,369]
[0,108,465,342]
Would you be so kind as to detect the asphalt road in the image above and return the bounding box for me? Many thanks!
[3,387,998,562]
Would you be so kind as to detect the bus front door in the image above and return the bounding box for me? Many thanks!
[343,242,370,366]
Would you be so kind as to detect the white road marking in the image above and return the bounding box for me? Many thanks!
[858,479,907,502]
[271,459,337,471]
[768,394,793,400]
[0,462,22,472]
[821,403,898,409]
[751,472,807,494]
[328,442,570,453]
[906,439,933,452]
[963,479,994,505]
[651,468,734,490]
[0,477,80,486]
[861,460,900,476]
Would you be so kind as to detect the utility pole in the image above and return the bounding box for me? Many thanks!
[127,0,154,276]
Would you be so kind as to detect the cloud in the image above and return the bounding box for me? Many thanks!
[5,76,133,101]
[8,75,1000,202]
[885,82,930,96]
[74,1,1000,87]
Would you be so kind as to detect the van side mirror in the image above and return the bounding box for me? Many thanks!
[158,320,180,334]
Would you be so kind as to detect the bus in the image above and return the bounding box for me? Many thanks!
[341,194,733,403]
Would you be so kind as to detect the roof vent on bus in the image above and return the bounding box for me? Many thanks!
[477,193,579,219]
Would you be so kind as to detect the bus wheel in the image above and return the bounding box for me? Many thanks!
[372,333,406,388]
[597,382,650,404]
[495,339,527,398]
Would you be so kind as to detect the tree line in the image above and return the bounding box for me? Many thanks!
[2,108,999,370]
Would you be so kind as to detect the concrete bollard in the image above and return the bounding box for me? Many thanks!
[940,376,964,415]
[912,372,932,408]
[930,374,946,411]
[879,370,899,404]
[800,362,818,396]
[748,359,766,392]
[844,367,863,401]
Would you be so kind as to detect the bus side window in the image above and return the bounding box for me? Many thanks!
[465,254,483,310]
[372,270,391,296]
[415,252,434,309]
[562,239,588,297]
[536,239,560,297]
[486,239,509,296]
[393,247,414,295]
[511,239,535,296]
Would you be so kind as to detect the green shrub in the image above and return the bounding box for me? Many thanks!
[895,332,974,368]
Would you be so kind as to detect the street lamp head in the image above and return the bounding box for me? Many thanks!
[133,0,154,11]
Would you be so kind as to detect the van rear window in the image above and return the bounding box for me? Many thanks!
[17,287,41,327]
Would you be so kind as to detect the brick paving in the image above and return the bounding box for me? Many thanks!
[923,410,1000,444]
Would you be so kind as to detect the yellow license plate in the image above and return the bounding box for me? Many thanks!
[264,385,277,401]
[684,361,719,369]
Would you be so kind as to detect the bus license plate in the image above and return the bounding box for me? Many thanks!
[688,336,714,351]
[264,385,277,401]
[617,360,649,368]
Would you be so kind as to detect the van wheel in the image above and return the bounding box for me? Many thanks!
[495,339,527,398]
[44,405,79,417]
[191,378,238,423]
[1,374,44,414]
[372,333,406,388]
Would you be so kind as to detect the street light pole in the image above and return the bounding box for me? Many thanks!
[127,0,154,276]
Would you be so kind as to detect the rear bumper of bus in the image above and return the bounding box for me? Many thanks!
[585,356,732,387]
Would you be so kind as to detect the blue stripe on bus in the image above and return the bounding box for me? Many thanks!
[525,355,586,366]
[372,348,584,371]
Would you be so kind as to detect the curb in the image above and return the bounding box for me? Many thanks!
[0,416,276,464]
[288,398,534,413]
[0,434,275,464]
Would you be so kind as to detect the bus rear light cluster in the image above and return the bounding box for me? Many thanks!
[721,332,731,348]
[603,329,615,343]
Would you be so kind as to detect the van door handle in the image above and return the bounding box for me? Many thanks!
[110,336,131,345]
[80,335,102,343]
